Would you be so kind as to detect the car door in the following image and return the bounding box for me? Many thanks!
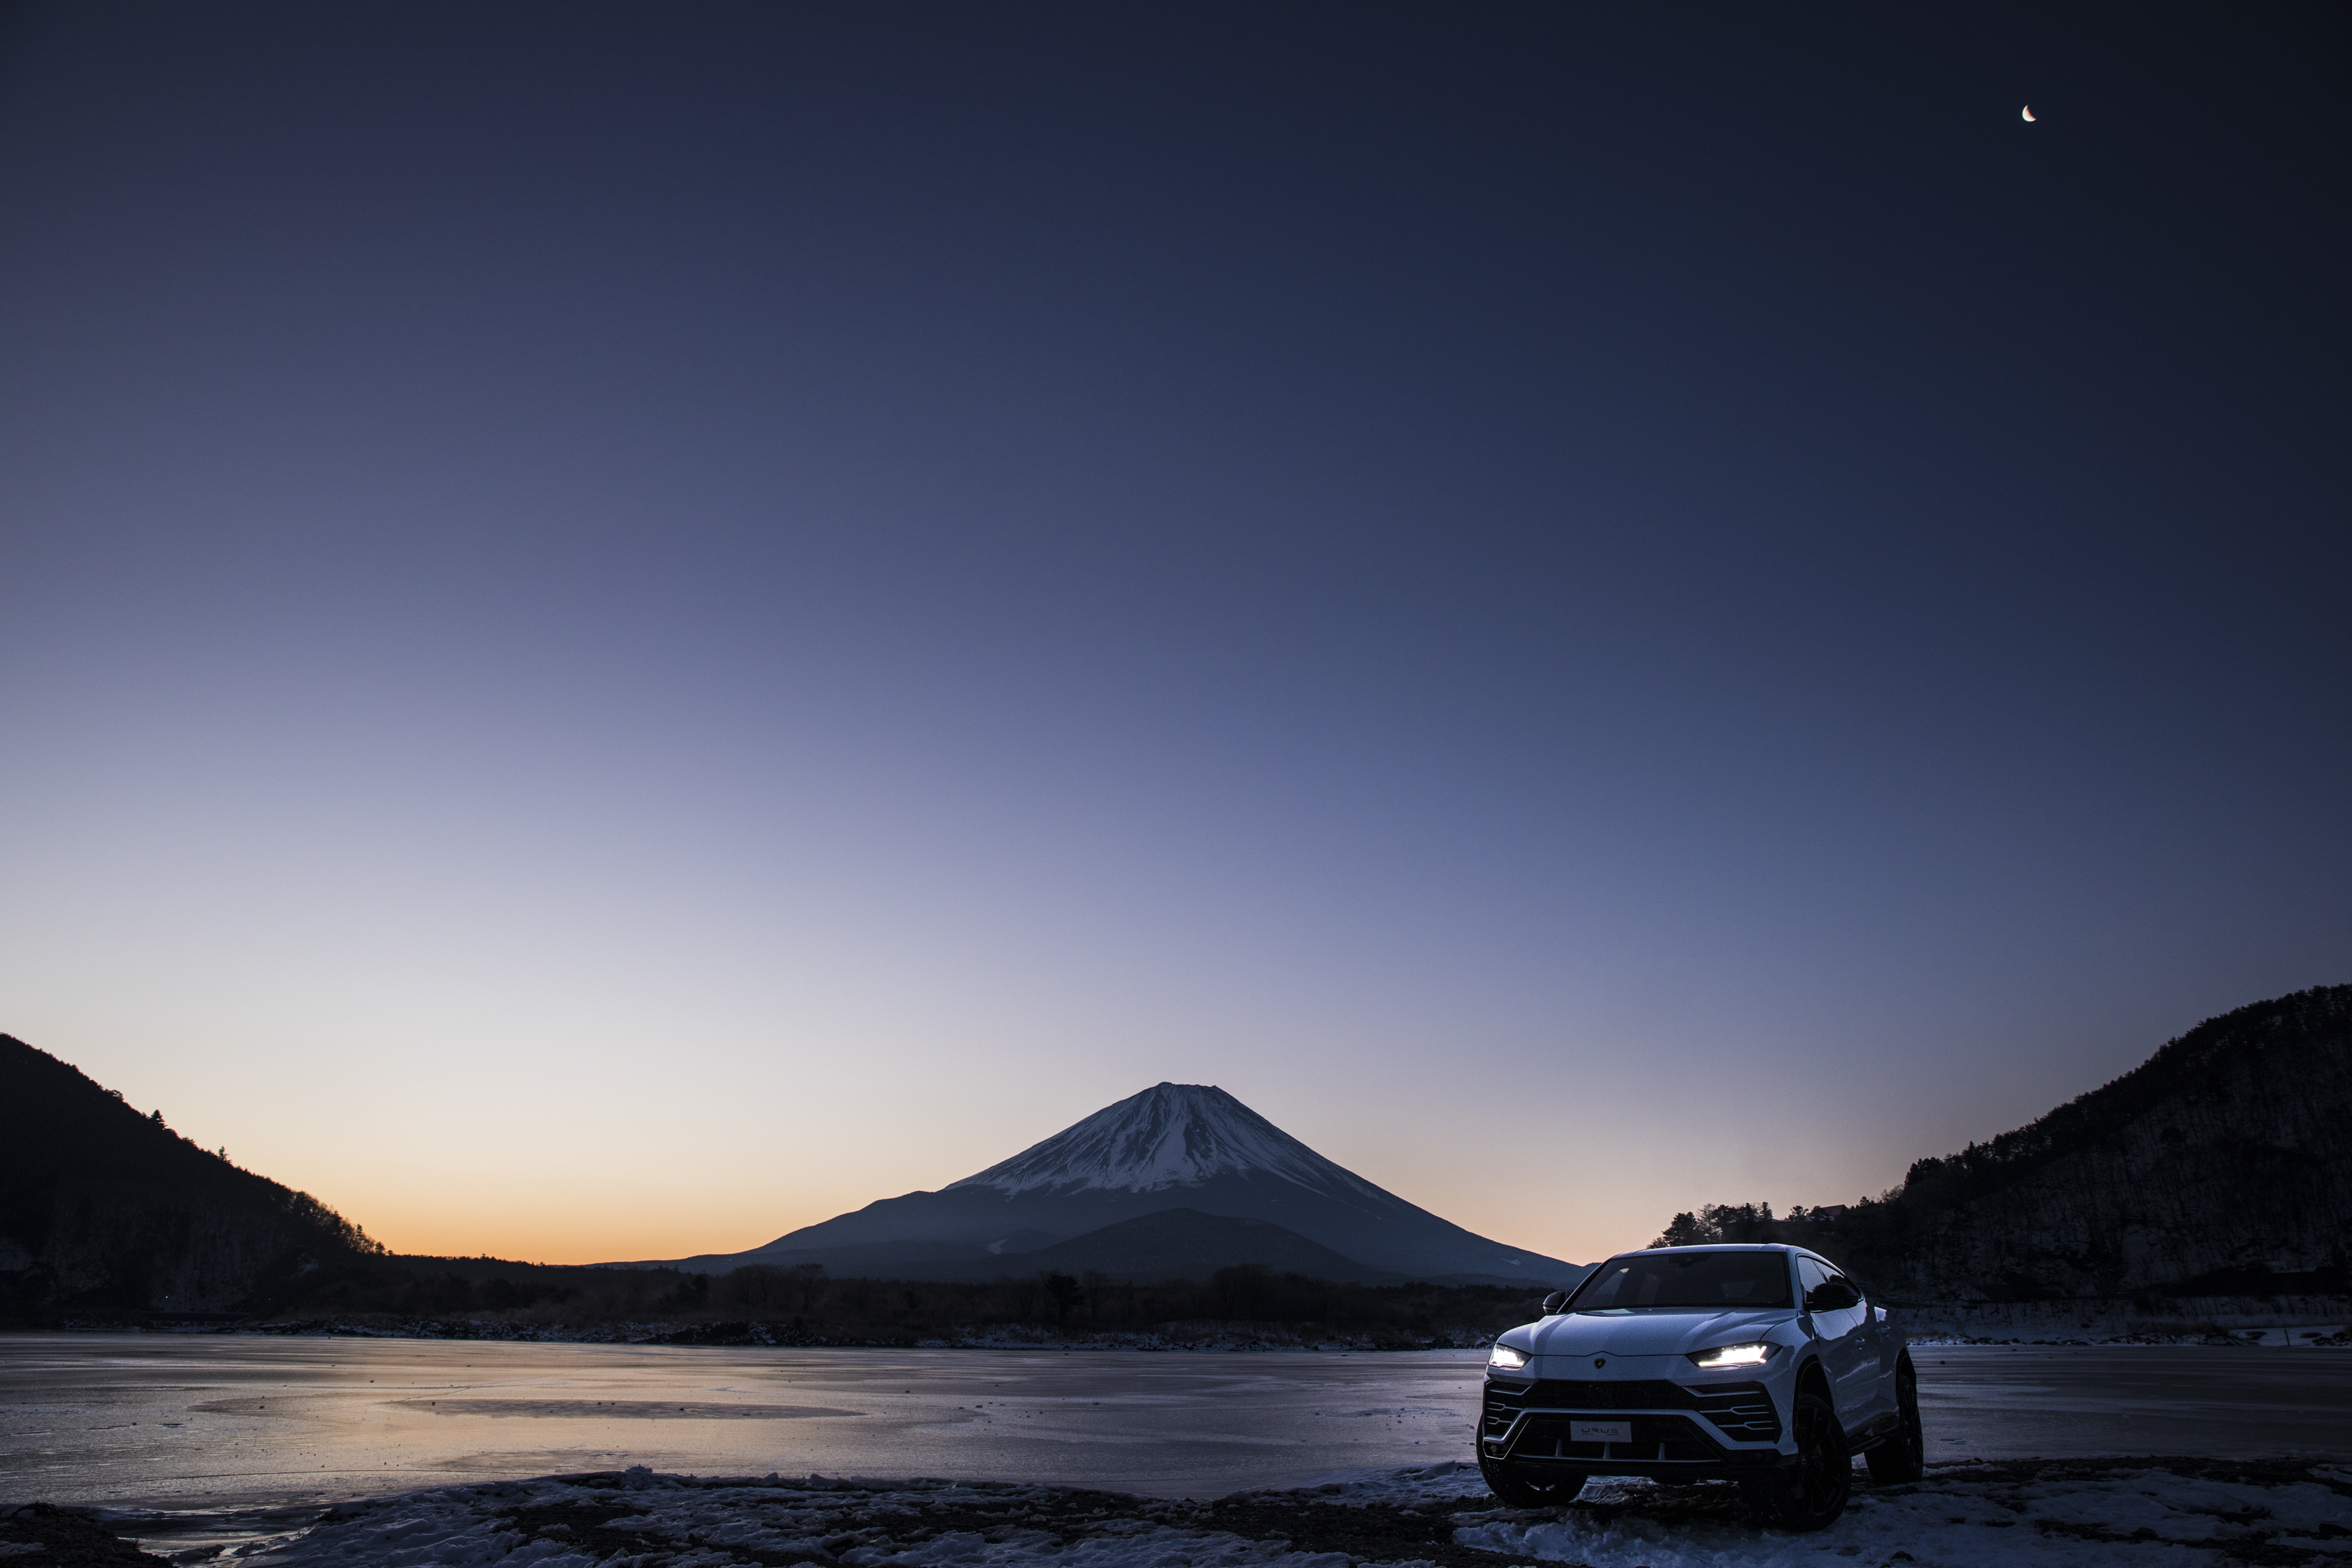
[1796,1255,1874,1427]
[1843,1271,1891,1424]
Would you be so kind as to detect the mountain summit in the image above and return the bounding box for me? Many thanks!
[639,1083,1583,1286]
[948,1083,1394,1200]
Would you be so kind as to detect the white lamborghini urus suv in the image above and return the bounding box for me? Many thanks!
[1480,1244,1924,1529]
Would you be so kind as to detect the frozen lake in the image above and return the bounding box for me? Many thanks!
[3,1333,2347,1511]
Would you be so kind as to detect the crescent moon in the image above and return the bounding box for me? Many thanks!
[2021,106,2036,121]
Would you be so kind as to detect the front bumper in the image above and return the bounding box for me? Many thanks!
[1481,1373,1790,1482]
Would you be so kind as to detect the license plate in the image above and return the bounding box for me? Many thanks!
[1571,1421,1632,1443]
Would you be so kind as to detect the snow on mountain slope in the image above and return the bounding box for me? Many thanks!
[947,1082,1396,1202]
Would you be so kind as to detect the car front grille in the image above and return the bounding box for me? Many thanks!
[1483,1378,1780,1447]
[1521,1379,1697,1409]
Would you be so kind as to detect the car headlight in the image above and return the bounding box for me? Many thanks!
[1488,1343,1530,1370]
[1687,1341,1775,1368]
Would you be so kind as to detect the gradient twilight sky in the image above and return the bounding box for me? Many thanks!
[1,3,2345,1268]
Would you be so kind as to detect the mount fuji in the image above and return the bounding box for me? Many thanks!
[641,1083,1583,1286]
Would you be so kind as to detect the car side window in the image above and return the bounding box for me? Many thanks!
[1797,1257,1865,1312]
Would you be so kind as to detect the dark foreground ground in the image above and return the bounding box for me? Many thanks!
[7,1455,2351,1567]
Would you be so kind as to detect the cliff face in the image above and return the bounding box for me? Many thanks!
[1659,986,2351,1305]
[0,1034,380,1320]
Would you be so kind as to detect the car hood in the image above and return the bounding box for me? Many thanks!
[1528,1308,1790,1358]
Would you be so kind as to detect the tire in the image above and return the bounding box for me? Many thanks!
[1478,1453,1585,1506]
[1764,1389,1851,1530]
[1865,1356,1925,1484]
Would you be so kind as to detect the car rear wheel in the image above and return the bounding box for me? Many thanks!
[1865,1356,1925,1484]
[1478,1453,1585,1506]
[1764,1390,1851,1530]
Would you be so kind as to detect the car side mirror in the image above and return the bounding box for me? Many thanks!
[1804,1279,1861,1312]
[1540,1291,1567,1315]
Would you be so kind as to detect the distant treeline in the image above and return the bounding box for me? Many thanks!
[221,1254,1543,1346]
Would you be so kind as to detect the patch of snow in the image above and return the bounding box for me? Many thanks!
[1893,1300,2351,1346]
[1902,1326,2349,1349]
[1457,1467,2352,1567]
[233,1477,1371,1568]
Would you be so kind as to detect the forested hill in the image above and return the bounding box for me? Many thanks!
[0,1034,382,1320]
[1656,986,2351,1304]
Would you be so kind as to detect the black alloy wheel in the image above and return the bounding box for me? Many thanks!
[1764,1390,1851,1530]
[1865,1356,1925,1484]
[1478,1453,1585,1507]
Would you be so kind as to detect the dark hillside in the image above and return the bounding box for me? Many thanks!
[0,1033,382,1322]
[1655,986,2351,1304]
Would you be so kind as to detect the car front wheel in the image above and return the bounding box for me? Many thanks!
[1478,1453,1585,1507]
[1764,1389,1851,1530]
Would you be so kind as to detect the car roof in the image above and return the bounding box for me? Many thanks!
[1601,1243,1849,1271]
[1617,1243,1795,1254]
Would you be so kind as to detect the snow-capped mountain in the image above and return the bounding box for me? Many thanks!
[948,1083,1397,1200]
[640,1083,1583,1286]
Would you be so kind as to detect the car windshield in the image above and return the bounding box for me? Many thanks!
[1565,1251,1794,1312]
